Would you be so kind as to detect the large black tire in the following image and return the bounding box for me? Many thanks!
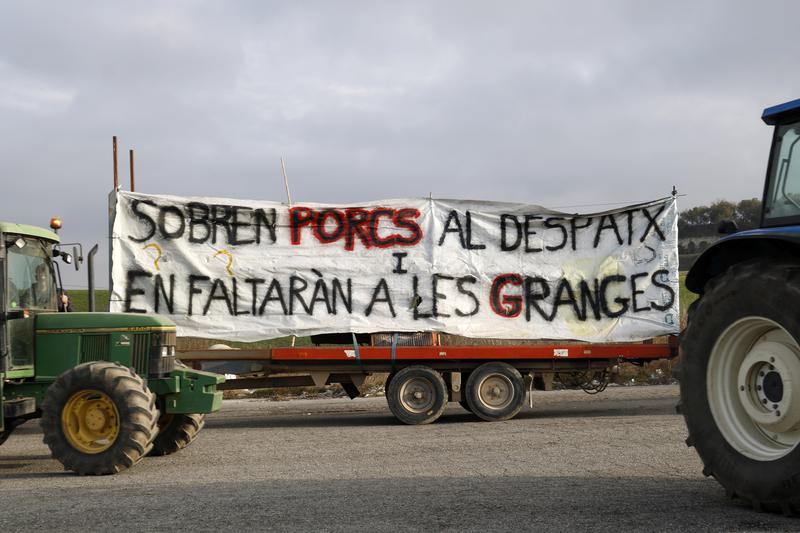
[40,361,159,475]
[386,366,448,425]
[150,413,205,456]
[681,260,800,514]
[465,362,525,421]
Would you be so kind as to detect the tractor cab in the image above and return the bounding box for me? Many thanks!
[762,99,800,227]
[0,221,71,434]
[2,224,65,376]
[685,98,800,294]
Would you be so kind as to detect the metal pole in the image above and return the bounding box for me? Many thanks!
[109,137,117,307]
[283,156,293,348]
[87,244,99,312]
[129,149,135,192]
[112,136,119,189]
[280,157,292,206]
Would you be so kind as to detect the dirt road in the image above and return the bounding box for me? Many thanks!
[0,385,794,531]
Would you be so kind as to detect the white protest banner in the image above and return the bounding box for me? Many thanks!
[109,191,679,342]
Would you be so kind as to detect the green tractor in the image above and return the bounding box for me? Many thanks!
[0,220,223,474]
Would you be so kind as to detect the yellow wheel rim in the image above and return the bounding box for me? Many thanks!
[61,390,120,454]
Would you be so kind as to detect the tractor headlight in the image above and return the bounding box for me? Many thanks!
[149,329,177,377]
[159,346,175,357]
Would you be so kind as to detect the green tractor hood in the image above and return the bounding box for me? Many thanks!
[36,312,176,332]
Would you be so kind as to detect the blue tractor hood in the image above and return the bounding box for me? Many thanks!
[685,226,800,293]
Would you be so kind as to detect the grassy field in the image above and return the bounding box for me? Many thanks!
[68,289,109,312]
[679,272,698,320]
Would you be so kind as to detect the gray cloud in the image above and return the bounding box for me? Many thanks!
[1,0,797,287]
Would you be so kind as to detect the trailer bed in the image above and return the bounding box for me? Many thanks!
[178,337,677,407]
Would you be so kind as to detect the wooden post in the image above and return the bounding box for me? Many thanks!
[129,149,135,192]
[112,136,119,188]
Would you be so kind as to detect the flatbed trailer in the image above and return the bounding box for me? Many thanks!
[106,157,682,426]
[178,335,677,424]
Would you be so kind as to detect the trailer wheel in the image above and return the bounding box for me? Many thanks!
[681,260,800,513]
[149,413,205,456]
[386,366,447,425]
[41,361,159,475]
[465,362,525,421]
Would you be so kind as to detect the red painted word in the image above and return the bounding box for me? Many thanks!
[289,207,423,250]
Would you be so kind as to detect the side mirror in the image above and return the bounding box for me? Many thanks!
[717,220,739,235]
[52,244,81,271]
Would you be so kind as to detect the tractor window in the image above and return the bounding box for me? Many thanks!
[765,122,800,222]
[6,237,57,310]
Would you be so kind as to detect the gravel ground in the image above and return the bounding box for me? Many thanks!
[0,385,796,532]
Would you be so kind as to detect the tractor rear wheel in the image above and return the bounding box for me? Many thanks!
[41,361,159,475]
[681,260,800,514]
[150,413,205,456]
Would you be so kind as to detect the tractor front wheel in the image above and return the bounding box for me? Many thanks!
[41,361,159,475]
[681,260,800,513]
[150,413,205,456]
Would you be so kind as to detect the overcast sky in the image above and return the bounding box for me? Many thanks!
[2,1,799,288]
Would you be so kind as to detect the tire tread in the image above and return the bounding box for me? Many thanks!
[150,413,205,456]
[40,361,158,475]
[681,259,800,514]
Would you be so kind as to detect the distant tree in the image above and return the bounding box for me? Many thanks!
[678,198,761,231]
[734,198,762,229]
[678,206,710,228]
[708,200,736,225]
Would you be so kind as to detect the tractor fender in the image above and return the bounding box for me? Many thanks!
[685,227,800,294]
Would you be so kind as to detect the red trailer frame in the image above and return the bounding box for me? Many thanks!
[178,335,677,424]
[271,341,675,362]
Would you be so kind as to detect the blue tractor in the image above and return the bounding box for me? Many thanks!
[682,98,800,513]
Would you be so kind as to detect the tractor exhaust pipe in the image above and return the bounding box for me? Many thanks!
[87,244,99,312]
